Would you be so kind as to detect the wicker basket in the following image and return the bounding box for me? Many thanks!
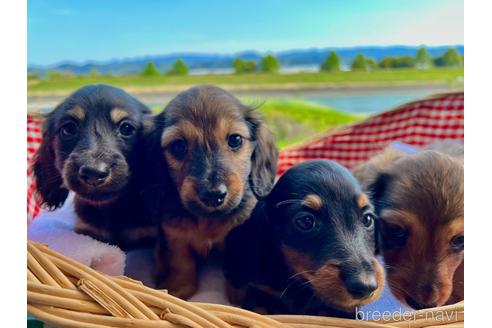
[27,241,464,328]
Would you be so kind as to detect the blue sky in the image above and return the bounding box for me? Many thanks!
[28,0,463,66]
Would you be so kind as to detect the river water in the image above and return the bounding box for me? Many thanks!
[28,85,459,114]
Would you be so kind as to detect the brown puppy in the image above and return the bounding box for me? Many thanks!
[143,85,278,298]
[353,141,464,309]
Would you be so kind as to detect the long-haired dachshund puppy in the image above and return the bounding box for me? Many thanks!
[353,141,464,309]
[143,85,278,298]
[33,84,158,250]
[223,160,384,317]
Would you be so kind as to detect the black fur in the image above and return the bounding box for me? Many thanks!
[224,160,382,317]
[33,84,157,250]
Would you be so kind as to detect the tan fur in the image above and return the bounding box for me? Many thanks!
[154,85,278,298]
[67,106,85,121]
[357,194,370,209]
[121,226,158,242]
[354,141,464,308]
[302,194,323,211]
[379,208,421,227]
[110,108,129,123]
[282,246,384,312]
[156,195,257,297]
[352,148,404,191]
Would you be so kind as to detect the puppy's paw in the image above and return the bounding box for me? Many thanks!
[225,282,247,305]
[157,276,198,300]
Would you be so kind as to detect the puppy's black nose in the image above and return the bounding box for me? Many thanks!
[199,184,228,207]
[78,164,109,186]
[344,273,378,299]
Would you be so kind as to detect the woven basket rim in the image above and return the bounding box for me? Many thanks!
[27,241,464,328]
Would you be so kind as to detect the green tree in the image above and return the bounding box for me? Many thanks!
[351,54,368,71]
[233,58,245,74]
[141,61,160,77]
[243,60,257,73]
[415,46,432,69]
[261,54,280,73]
[47,70,63,80]
[27,72,39,81]
[233,58,256,74]
[433,48,462,67]
[379,56,396,69]
[167,59,189,75]
[366,58,378,70]
[379,56,416,69]
[320,51,341,72]
[89,68,100,77]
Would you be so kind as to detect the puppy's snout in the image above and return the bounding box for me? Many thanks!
[78,164,110,186]
[405,296,436,310]
[343,270,378,299]
[199,184,228,208]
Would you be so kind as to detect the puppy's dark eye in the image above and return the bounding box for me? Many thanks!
[450,235,464,252]
[385,223,408,239]
[119,122,136,137]
[60,121,78,138]
[169,139,187,158]
[227,134,243,150]
[362,213,375,228]
[294,214,316,232]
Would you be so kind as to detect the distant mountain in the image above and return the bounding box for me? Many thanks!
[28,45,464,76]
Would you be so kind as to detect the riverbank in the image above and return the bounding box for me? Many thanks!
[28,68,464,96]
[28,83,460,112]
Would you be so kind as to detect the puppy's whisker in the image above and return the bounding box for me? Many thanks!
[287,270,314,281]
[275,199,303,208]
[387,279,413,297]
[280,271,315,299]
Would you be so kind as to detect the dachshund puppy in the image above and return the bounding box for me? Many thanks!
[143,85,278,298]
[33,84,158,250]
[224,160,384,317]
[353,141,464,309]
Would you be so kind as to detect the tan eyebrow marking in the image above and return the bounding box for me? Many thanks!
[357,194,370,209]
[445,218,464,237]
[302,194,323,211]
[110,108,129,123]
[67,106,85,121]
[379,208,418,226]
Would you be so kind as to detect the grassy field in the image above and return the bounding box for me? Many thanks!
[257,100,362,148]
[28,68,464,94]
[150,100,363,149]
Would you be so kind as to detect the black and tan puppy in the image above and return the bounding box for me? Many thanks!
[33,84,157,250]
[224,160,384,317]
[353,141,464,309]
[143,85,278,298]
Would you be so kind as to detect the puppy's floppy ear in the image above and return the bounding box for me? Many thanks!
[367,172,392,207]
[33,116,69,209]
[139,113,173,222]
[353,147,403,192]
[367,173,392,255]
[142,113,156,136]
[244,107,279,198]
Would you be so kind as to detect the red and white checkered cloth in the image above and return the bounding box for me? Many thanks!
[277,92,464,175]
[27,117,43,224]
[26,92,464,223]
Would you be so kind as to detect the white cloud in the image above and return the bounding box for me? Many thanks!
[379,3,464,45]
